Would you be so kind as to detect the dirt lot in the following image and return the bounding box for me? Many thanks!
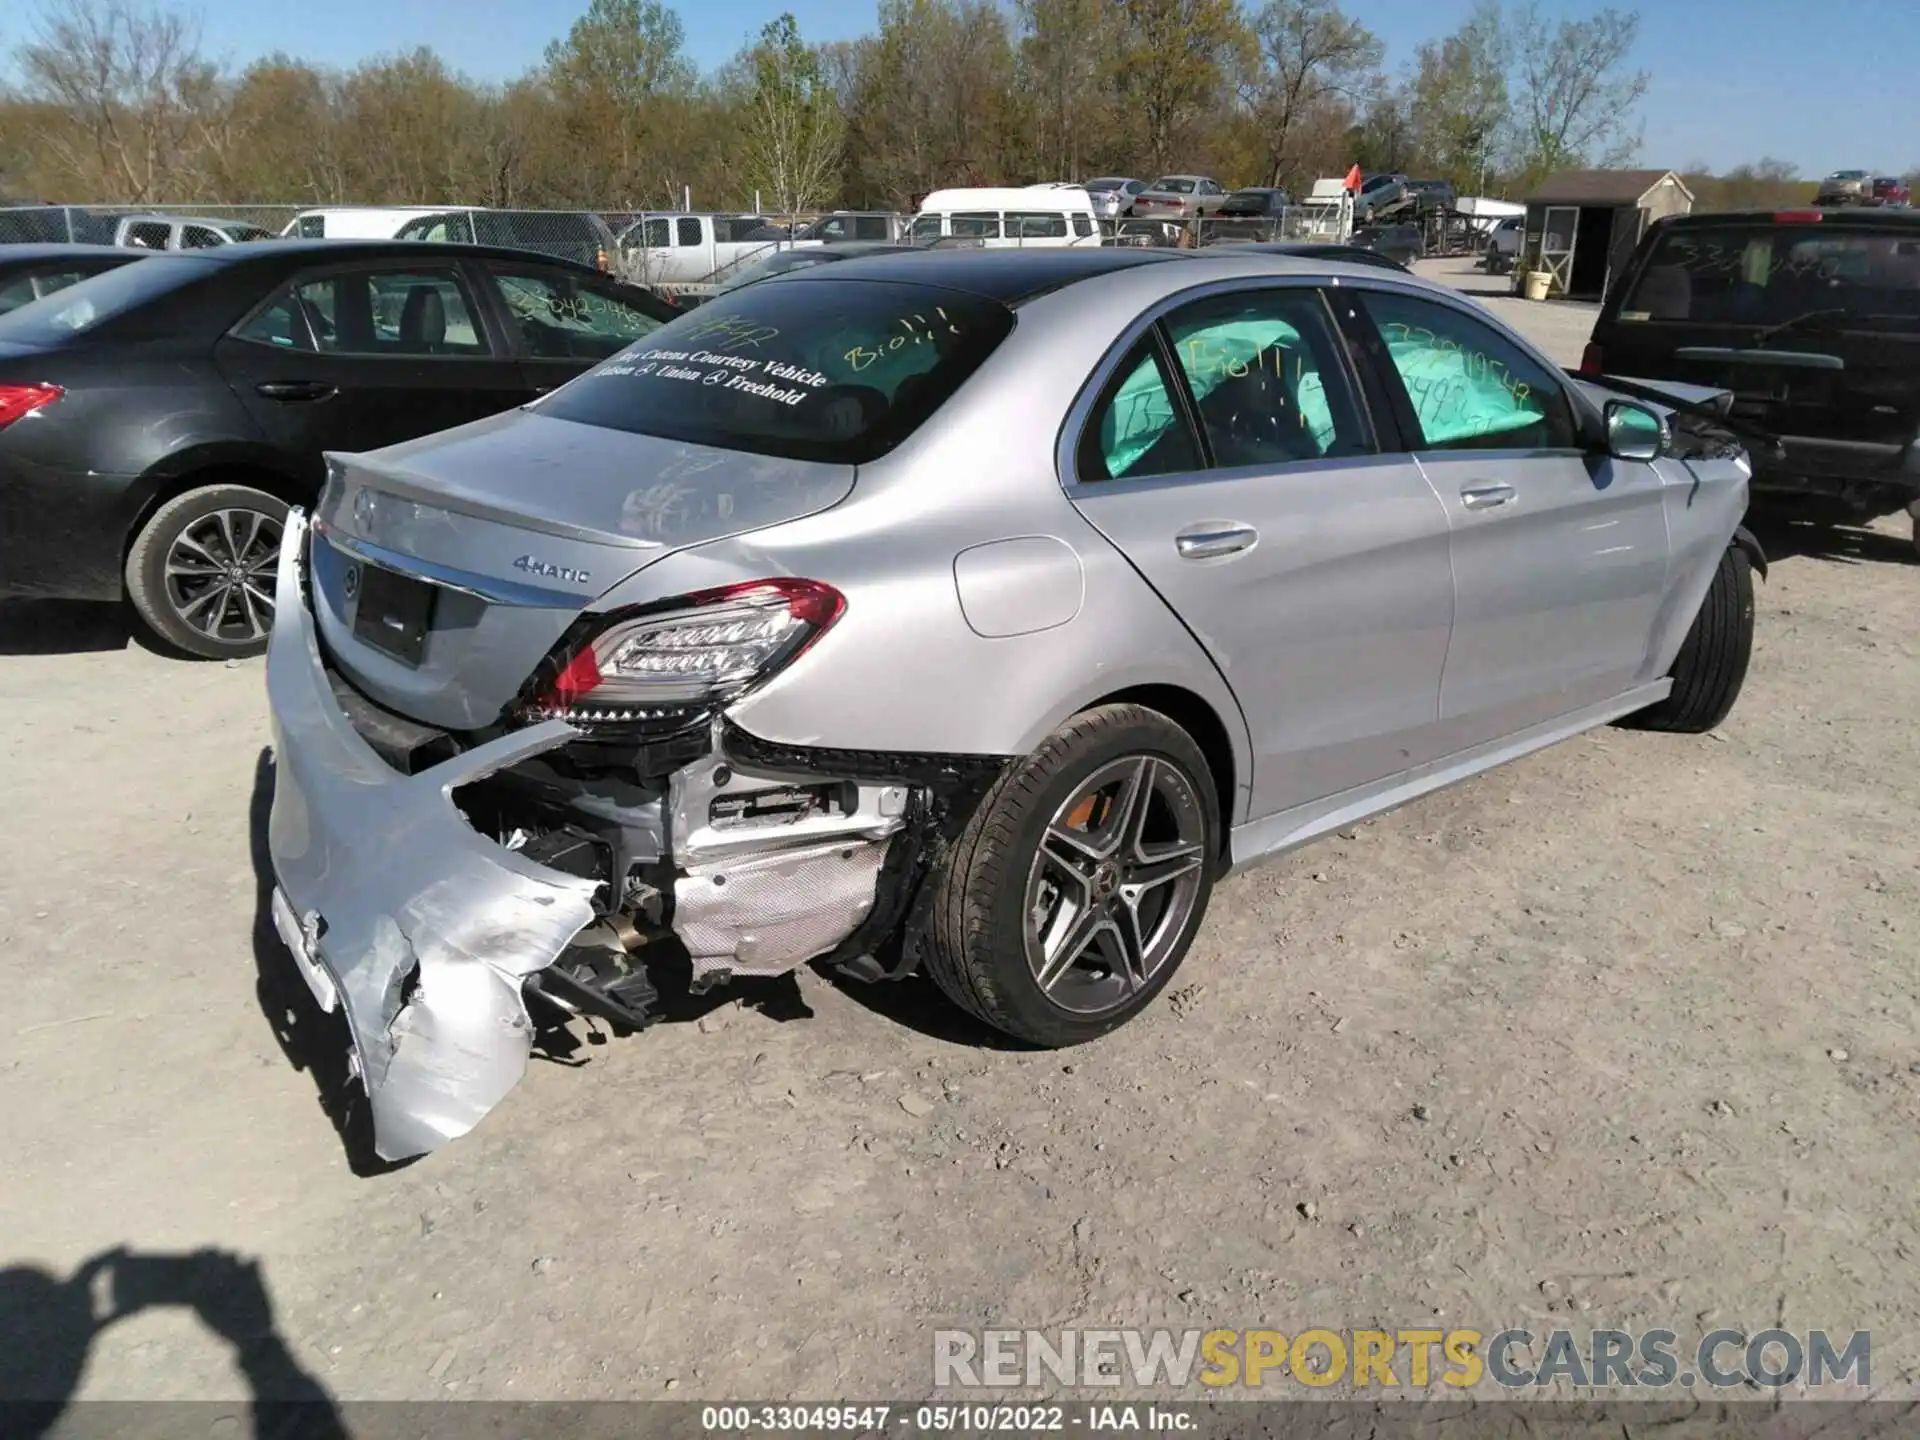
[3,259,1917,1407]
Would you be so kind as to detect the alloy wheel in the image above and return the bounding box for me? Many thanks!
[1022,754,1207,1016]
[164,507,283,645]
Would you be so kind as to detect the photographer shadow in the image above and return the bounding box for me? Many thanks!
[0,1247,345,1439]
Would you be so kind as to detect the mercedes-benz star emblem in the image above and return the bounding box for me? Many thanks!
[342,564,360,600]
[352,488,375,529]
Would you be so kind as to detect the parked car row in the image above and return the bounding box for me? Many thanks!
[0,240,675,656]
[1814,171,1912,208]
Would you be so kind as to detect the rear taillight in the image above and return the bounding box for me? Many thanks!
[1774,210,1824,224]
[0,383,63,431]
[596,247,611,272]
[522,578,845,726]
[1579,342,1604,376]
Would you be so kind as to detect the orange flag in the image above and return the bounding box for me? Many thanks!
[1344,164,1363,192]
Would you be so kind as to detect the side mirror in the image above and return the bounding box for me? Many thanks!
[1604,398,1668,462]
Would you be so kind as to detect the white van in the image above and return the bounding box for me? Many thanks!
[908,187,1102,248]
[279,207,443,240]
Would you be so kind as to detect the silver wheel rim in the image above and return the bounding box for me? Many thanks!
[164,508,282,645]
[1022,754,1207,1016]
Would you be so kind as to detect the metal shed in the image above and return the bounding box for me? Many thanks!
[1519,169,1694,301]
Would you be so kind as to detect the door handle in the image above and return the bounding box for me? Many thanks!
[1460,482,1516,511]
[1175,523,1258,560]
[255,381,337,402]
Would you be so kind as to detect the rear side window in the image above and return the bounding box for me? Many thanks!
[0,267,99,315]
[952,213,1001,239]
[0,256,205,341]
[534,277,1016,464]
[677,217,702,247]
[1620,223,1920,327]
[1008,212,1067,239]
[1080,340,1199,481]
[239,269,489,356]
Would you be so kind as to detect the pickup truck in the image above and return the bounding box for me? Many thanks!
[615,213,821,291]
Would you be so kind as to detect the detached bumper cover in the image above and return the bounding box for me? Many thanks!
[265,510,599,1161]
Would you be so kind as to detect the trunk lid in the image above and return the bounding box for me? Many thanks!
[309,407,855,730]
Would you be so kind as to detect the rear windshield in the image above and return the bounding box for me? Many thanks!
[1158,179,1196,194]
[1620,223,1920,328]
[533,276,1016,464]
[0,255,207,342]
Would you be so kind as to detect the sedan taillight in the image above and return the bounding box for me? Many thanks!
[0,383,63,431]
[520,578,846,726]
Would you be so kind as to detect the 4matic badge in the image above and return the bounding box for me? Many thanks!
[513,554,593,585]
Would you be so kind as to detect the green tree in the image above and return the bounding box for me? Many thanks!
[739,14,844,224]
[1243,0,1380,191]
[543,0,696,204]
[1117,0,1251,176]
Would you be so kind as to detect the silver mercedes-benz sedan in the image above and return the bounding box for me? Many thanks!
[263,248,1763,1159]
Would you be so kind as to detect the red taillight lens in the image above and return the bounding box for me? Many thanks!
[0,383,63,431]
[1579,342,1604,376]
[527,578,846,725]
[1773,210,1824,224]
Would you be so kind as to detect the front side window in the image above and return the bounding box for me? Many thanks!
[1357,291,1573,451]
[1079,339,1199,482]
[181,226,224,249]
[1162,288,1366,467]
[296,215,326,238]
[1071,214,1093,238]
[951,212,1001,238]
[123,221,170,250]
[909,214,943,242]
[533,277,1015,464]
[255,269,489,356]
[492,268,666,359]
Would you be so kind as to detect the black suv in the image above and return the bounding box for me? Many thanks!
[1582,208,1920,555]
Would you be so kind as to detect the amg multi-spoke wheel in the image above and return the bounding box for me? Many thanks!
[125,483,291,660]
[923,703,1221,1046]
[1025,756,1206,1015]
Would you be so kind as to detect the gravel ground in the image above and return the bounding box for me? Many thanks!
[3,258,1916,1409]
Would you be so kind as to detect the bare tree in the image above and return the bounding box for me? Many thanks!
[740,14,844,229]
[15,0,224,201]
[1510,1,1647,181]
[1244,0,1381,190]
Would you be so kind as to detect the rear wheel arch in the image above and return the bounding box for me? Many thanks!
[122,458,314,567]
[1079,683,1241,855]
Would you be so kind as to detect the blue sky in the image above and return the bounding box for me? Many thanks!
[6,0,1917,175]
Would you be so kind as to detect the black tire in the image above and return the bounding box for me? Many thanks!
[125,483,289,660]
[1622,543,1754,733]
[921,704,1221,1047]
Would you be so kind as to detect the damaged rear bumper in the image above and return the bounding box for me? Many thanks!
[263,511,931,1161]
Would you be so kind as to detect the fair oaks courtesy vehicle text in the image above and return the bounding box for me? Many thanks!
[264,248,1762,1161]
